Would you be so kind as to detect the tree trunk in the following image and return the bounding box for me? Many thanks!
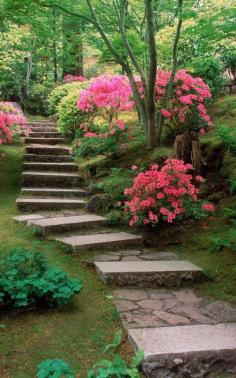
[52,9,58,82]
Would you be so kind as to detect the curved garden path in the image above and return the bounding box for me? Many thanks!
[14,120,236,378]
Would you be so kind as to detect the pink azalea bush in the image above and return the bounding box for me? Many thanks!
[156,69,212,133]
[124,159,215,226]
[64,74,86,83]
[0,102,28,144]
[77,74,134,122]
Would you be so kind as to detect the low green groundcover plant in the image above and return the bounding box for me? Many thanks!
[37,330,143,378]
[0,248,83,308]
[37,359,75,378]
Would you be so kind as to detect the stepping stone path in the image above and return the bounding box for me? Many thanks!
[14,120,236,378]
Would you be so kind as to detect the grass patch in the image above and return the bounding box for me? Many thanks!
[0,145,130,378]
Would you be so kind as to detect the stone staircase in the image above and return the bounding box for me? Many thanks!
[14,120,236,378]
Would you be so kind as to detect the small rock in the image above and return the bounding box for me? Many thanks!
[87,194,111,213]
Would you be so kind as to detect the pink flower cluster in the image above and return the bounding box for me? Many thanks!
[0,102,28,145]
[124,159,214,226]
[156,69,212,129]
[77,75,134,114]
[64,74,86,83]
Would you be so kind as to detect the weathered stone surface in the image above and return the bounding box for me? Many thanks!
[24,154,72,162]
[122,255,142,261]
[140,252,179,261]
[26,137,67,145]
[129,323,236,378]
[95,260,205,287]
[153,310,191,325]
[22,171,84,187]
[114,300,139,312]
[123,312,163,329]
[202,301,236,322]
[56,232,143,253]
[12,214,45,222]
[16,197,86,211]
[29,214,106,234]
[29,131,61,138]
[21,188,86,198]
[25,145,71,155]
[23,162,78,172]
[113,289,149,301]
[87,194,112,213]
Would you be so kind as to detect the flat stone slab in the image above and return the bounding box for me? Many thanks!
[129,323,236,377]
[26,137,67,145]
[16,197,86,211]
[23,162,78,172]
[21,187,86,198]
[22,171,83,187]
[29,132,61,138]
[55,232,143,253]
[24,154,73,162]
[25,145,71,155]
[29,214,107,234]
[95,261,204,287]
[12,214,45,222]
[112,288,236,329]
[29,127,57,133]
[84,251,179,265]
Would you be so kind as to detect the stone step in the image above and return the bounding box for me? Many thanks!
[29,214,107,235]
[30,127,58,133]
[55,232,143,253]
[16,197,86,211]
[25,145,71,155]
[22,171,84,187]
[21,187,86,197]
[95,260,204,287]
[24,154,73,162]
[26,137,67,145]
[28,121,55,127]
[128,323,236,377]
[23,162,78,172]
[29,131,61,138]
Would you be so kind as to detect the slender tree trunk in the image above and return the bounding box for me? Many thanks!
[52,8,58,82]
[145,0,158,149]
[156,0,183,145]
[77,24,84,76]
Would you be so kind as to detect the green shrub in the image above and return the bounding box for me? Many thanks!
[0,248,83,309]
[57,91,86,137]
[37,359,75,378]
[25,82,55,115]
[190,56,225,96]
[96,168,133,203]
[218,125,236,153]
[221,47,236,82]
[48,81,87,115]
[75,135,120,158]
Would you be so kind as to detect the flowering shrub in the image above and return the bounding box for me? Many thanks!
[77,74,134,122]
[124,159,214,226]
[0,102,28,144]
[156,69,212,134]
[64,74,86,83]
[75,120,128,158]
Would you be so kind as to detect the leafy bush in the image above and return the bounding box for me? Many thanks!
[57,91,87,137]
[190,56,225,96]
[37,359,75,378]
[218,125,236,153]
[96,168,133,203]
[25,82,55,115]
[123,159,215,227]
[48,81,87,115]
[209,228,236,252]
[0,248,83,308]
[74,120,128,158]
[221,47,236,82]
